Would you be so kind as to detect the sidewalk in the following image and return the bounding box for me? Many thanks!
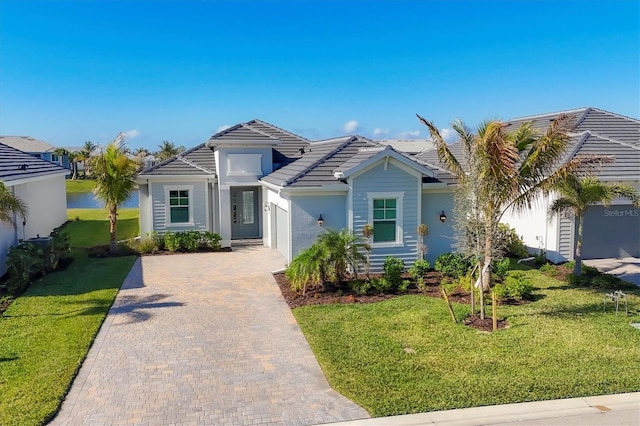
[327,392,640,426]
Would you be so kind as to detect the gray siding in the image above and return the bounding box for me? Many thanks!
[420,191,456,264]
[558,215,574,261]
[151,181,209,233]
[352,162,419,271]
[290,194,347,258]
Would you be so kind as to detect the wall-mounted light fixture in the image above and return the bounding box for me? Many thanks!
[439,211,447,223]
[317,214,324,226]
[263,202,270,212]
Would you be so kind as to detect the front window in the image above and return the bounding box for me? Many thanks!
[169,190,189,223]
[373,199,396,242]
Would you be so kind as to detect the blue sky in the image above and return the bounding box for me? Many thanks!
[1,0,638,150]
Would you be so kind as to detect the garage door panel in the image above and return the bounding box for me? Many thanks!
[582,205,640,259]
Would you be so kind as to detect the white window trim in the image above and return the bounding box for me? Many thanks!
[164,185,195,226]
[367,191,404,248]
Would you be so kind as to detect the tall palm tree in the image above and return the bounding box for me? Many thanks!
[79,141,96,178]
[89,133,139,254]
[549,176,639,275]
[0,181,28,225]
[418,114,601,319]
[155,140,185,162]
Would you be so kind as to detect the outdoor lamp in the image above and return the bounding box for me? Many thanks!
[439,211,447,223]
[317,214,324,226]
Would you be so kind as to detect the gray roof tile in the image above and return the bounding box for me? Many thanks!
[0,143,68,183]
[140,144,216,176]
[0,136,56,153]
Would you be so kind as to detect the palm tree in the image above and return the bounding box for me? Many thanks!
[0,181,28,225]
[89,133,139,254]
[79,141,96,178]
[418,114,601,320]
[549,176,640,276]
[68,151,81,179]
[155,140,185,162]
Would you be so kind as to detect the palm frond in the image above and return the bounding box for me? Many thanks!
[416,114,465,179]
[0,182,28,225]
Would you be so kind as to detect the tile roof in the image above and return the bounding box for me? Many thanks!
[377,139,436,154]
[140,144,216,176]
[246,119,310,166]
[414,107,640,182]
[0,143,68,183]
[0,136,57,153]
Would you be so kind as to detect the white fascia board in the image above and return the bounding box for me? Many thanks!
[336,151,435,180]
[206,139,281,148]
[2,170,69,187]
[259,180,284,192]
[280,184,349,194]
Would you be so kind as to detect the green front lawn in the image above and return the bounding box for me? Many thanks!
[65,179,96,193]
[65,208,139,247]
[294,270,640,417]
[0,249,136,426]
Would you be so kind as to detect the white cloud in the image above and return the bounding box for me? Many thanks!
[397,130,421,138]
[372,128,389,136]
[124,129,140,139]
[440,128,457,143]
[342,120,359,133]
[216,124,231,133]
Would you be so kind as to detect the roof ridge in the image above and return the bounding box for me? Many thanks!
[581,107,640,125]
[507,107,591,122]
[139,144,205,174]
[284,137,356,186]
[248,119,311,143]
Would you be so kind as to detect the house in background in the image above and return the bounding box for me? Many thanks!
[0,136,70,169]
[0,143,69,274]
[417,107,640,263]
[138,119,456,269]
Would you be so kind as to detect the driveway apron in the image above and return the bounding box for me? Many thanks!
[51,246,369,425]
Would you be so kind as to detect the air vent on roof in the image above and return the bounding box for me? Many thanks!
[18,164,28,170]
[299,147,305,154]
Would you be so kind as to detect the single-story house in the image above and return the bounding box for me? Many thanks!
[0,136,70,169]
[0,143,69,274]
[417,107,640,263]
[138,119,456,269]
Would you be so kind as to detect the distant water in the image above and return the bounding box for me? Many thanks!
[67,192,139,209]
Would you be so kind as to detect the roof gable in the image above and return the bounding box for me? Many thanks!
[333,145,435,179]
[140,143,216,176]
[0,136,56,153]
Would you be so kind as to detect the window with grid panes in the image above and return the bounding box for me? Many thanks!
[373,198,396,242]
[169,190,189,223]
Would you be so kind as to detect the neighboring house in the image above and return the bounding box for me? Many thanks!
[377,139,436,155]
[0,136,71,169]
[417,107,640,263]
[138,119,457,269]
[0,143,69,274]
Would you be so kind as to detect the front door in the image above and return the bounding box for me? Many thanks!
[231,187,260,239]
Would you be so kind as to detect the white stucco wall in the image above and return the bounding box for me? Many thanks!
[1,174,67,274]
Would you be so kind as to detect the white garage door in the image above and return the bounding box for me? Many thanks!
[275,206,289,259]
[582,205,640,259]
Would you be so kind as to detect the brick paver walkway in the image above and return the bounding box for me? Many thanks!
[51,246,369,425]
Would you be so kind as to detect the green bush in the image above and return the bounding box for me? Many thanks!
[351,279,372,295]
[201,232,222,250]
[4,242,46,294]
[164,231,181,252]
[497,224,529,258]
[434,252,472,279]
[383,257,405,290]
[179,231,201,252]
[539,263,557,276]
[493,257,511,281]
[409,259,430,280]
[371,277,393,293]
[493,271,534,300]
[137,234,160,254]
[286,244,326,294]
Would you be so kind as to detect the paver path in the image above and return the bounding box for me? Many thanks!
[51,246,369,425]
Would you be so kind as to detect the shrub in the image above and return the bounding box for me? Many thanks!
[137,234,160,254]
[534,250,547,265]
[383,257,405,290]
[497,224,528,258]
[371,277,393,293]
[4,242,46,294]
[409,259,430,291]
[434,252,472,279]
[539,263,557,276]
[351,279,371,295]
[493,271,534,300]
[164,231,180,252]
[316,229,367,283]
[286,244,326,295]
[49,231,71,270]
[493,257,511,281]
[201,232,222,250]
[179,231,201,252]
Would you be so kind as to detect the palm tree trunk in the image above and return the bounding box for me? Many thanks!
[109,205,118,255]
[573,214,584,276]
[481,221,494,321]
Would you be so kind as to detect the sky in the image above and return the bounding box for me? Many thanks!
[0,0,638,151]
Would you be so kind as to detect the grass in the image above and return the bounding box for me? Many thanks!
[294,269,640,417]
[65,179,96,193]
[65,208,139,247]
[0,249,137,425]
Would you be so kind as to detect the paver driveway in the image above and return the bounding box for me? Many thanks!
[51,246,369,425]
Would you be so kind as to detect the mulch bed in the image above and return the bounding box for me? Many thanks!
[274,271,511,330]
